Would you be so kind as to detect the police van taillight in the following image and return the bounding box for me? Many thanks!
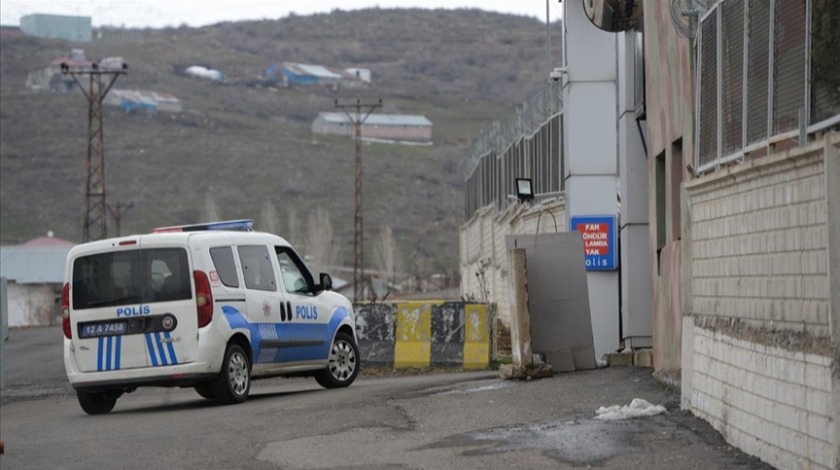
[193,271,213,328]
[61,282,71,339]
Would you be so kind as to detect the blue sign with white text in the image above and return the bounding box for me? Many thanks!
[570,215,618,271]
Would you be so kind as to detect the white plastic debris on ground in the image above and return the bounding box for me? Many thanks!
[595,398,666,420]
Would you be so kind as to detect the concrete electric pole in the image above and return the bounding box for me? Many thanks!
[61,61,127,242]
[107,200,134,237]
[335,98,382,301]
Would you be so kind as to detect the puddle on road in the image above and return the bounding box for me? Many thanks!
[425,417,643,466]
[433,382,515,396]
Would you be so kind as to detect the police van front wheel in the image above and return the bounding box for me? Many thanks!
[77,391,118,415]
[212,343,251,404]
[315,332,359,389]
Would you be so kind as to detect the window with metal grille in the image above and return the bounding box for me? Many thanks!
[746,0,770,145]
[721,0,744,156]
[810,0,840,123]
[698,12,718,167]
[773,0,807,134]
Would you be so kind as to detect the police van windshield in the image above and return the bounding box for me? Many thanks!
[72,248,191,310]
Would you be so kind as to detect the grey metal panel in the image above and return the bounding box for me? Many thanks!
[505,232,597,372]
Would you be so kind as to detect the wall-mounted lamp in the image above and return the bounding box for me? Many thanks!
[515,178,534,202]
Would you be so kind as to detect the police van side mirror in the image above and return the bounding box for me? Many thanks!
[318,273,333,292]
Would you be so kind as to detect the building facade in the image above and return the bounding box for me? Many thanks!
[20,14,91,43]
[312,113,433,143]
[0,236,75,327]
[644,0,840,468]
[25,50,93,93]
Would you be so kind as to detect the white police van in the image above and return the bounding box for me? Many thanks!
[61,219,359,414]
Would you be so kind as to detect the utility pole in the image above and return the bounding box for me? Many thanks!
[62,61,127,242]
[107,201,134,237]
[335,98,381,301]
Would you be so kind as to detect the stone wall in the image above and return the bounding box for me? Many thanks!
[681,136,839,469]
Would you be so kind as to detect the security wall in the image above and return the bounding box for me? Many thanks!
[681,136,840,469]
[459,200,566,328]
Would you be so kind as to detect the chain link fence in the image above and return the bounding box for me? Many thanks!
[464,83,563,219]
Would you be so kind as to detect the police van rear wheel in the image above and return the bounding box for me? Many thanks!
[77,391,118,415]
[212,343,250,404]
[315,332,359,389]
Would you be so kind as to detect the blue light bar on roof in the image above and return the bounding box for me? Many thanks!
[152,219,254,233]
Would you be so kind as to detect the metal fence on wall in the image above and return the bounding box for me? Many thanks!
[464,83,563,219]
[696,0,840,171]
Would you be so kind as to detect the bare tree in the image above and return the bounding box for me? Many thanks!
[260,201,278,234]
[286,207,299,246]
[374,225,401,285]
[201,193,219,222]
[305,207,340,275]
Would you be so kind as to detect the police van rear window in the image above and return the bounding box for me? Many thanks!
[210,246,239,288]
[72,248,191,310]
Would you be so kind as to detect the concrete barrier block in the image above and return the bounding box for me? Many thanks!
[355,303,397,367]
[605,351,634,366]
[634,349,653,368]
[463,304,490,369]
[355,301,492,370]
[394,302,435,368]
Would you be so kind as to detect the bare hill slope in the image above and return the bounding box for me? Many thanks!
[0,8,558,277]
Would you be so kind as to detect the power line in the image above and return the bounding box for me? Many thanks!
[335,98,381,301]
[61,60,127,242]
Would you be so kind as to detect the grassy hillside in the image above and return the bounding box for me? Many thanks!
[0,8,559,279]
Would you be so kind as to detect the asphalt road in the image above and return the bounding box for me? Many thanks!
[0,327,773,469]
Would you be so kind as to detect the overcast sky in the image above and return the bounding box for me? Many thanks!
[1,0,562,28]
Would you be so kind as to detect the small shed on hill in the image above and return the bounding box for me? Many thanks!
[312,113,433,144]
[25,49,93,92]
[103,89,183,113]
[0,235,75,327]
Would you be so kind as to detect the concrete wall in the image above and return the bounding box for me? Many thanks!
[354,302,491,369]
[6,282,59,327]
[642,0,696,377]
[459,199,566,328]
[681,136,839,469]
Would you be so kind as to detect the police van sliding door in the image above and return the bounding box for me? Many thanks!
[236,244,286,366]
[273,246,331,363]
